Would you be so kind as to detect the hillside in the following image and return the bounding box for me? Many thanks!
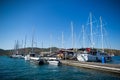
[0,47,120,56]
[0,47,59,56]
[0,49,9,55]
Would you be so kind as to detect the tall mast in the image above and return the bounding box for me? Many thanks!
[24,35,27,53]
[71,21,74,49]
[90,12,93,48]
[16,40,19,54]
[41,41,43,52]
[21,40,23,54]
[62,32,64,49]
[31,29,34,53]
[74,33,77,51]
[21,40,23,48]
[57,37,60,49]
[41,41,43,49]
[31,36,34,53]
[24,35,27,48]
[100,16,104,52]
[14,40,16,54]
[50,34,52,53]
[82,25,85,48]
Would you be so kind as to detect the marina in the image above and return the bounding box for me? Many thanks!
[1,0,120,80]
[8,47,120,75]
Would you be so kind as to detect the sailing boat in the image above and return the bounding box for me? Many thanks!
[95,16,112,62]
[77,13,96,61]
[10,40,24,58]
[24,30,39,61]
[77,13,112,62]
[46,34,61,66]
[24,30,44,65]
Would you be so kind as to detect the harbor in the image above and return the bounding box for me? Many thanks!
[8,48,120,75]
[6,45,120,75]
[1,0,120,80]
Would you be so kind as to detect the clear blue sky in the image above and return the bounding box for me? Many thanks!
[0,0,120,50]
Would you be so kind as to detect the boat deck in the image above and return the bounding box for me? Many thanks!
[61,60,120,74]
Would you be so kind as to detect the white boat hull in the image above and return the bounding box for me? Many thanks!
[24,55,30,60]
[77,52,112,62]
[24,55,39,61]
[46,57,61,66]
[30,57,39,61]
[47,61,60,66]
[11,54,24,59]
[77,53,97,62]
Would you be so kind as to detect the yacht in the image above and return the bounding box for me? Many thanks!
[47,57,61,66]
[24,53,39,61]
[10,54,24,59]
[77,13,112,62]
[77,48,112,62]
[25,53,45,65]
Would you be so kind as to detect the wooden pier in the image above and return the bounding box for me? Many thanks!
[61,60,120,74]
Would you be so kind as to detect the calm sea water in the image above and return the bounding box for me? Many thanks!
[0,56,120,80]
[109,56,120,64]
